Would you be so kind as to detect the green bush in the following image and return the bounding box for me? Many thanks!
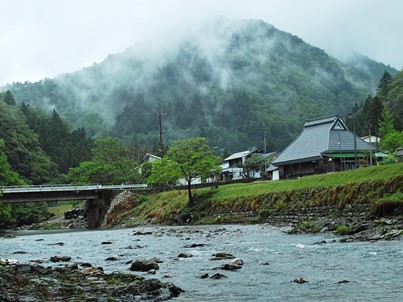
[335,225,350,235]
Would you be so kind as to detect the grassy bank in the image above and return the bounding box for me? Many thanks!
[210,163,403,200]
[109,163,403,226]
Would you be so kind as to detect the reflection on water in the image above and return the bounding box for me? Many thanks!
[1,225,402,301]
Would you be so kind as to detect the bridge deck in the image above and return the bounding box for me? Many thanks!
[0,184,147,203]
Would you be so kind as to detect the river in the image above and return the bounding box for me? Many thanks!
[1,224,402,301]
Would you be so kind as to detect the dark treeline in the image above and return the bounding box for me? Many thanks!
[0,92,92,184]
[347,70,403,136]
[0,91,92,228]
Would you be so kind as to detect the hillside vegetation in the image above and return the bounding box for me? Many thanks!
[5,19,397,152]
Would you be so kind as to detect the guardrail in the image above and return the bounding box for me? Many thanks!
[0,184,148,194]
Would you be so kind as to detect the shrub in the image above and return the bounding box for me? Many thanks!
[335,225,350,235]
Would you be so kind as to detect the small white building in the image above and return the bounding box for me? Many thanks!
[143,153,162,163]
[220,147,261,181]
[361,135,380,147]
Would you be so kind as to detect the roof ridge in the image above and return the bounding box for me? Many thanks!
[306,114,338,123]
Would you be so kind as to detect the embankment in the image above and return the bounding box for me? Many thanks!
[104,167,403,242]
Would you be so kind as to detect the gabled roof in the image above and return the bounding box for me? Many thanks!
[143,153,161,162]
[272,115,373,166]
[223,147,258,161]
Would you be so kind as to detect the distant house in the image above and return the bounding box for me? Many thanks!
[138,153,162,175]
[220,147,263,180]
[143,153,161,163]
[272,115,374,179]
[361,135,380,147]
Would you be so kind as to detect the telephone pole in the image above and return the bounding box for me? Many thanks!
[158,112,167,154]
[352,109,358,168]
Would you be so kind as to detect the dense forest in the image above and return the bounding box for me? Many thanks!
[0,91,89,227]
[4,19,397,153]
[0,91,154,227]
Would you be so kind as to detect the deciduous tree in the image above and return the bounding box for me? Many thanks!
[67,138,138,185]
[148,137,220,205]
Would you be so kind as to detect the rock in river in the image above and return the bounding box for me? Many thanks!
[50,256,71,262]
[130,259,160,272]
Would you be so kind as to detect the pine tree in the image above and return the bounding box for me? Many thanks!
[3,90,17,106]
[368,96,384,135]
[377,70,392,98]
[378,108,395,140]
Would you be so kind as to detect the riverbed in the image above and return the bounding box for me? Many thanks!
[1,224,402,301]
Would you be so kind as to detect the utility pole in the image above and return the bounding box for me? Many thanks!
[158,112,167,154]
[264,132,267,177]
[369,124,373,166]
[352,109,358,168]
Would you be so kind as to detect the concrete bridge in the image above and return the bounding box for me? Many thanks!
[0,184,147,228]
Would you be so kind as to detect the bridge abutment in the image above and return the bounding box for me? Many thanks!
[86,190,113,228]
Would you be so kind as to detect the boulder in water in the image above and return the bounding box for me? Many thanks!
[129,259,160,272]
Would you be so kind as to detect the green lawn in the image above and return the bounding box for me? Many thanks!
[209,163,403,200]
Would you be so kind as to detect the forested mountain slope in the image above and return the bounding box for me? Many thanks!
[0,92,92,184]
[4,19,397,152]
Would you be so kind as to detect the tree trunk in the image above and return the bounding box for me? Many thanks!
[187,180,193,206]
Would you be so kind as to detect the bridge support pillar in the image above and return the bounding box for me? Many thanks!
[86,190,113,228]
[87,199,99,228]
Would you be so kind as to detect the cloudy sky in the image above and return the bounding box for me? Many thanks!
[0,0,402,86]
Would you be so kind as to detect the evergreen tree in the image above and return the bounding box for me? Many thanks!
[377,70,392,98]
[368,96,384,136]
[2,90,17,106]
[0,101,60,184]
[383,70,403,131]
[378,108,395,140]
[19,105,92,174]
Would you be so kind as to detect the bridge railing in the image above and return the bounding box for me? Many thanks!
[0,184,147,194]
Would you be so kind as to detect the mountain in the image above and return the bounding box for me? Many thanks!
[4,19,398,152]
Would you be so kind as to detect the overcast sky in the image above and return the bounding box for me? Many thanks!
[0,0,402,86]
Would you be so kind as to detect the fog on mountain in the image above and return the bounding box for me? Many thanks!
[4,19,397,153]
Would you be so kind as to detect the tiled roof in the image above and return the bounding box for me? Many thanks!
[272,115,373,165]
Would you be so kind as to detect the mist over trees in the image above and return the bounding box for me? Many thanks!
[3,19,399,153]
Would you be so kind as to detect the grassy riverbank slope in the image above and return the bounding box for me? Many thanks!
[108,163,403,229]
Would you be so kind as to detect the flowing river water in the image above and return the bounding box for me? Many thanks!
[1,224,402,301]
